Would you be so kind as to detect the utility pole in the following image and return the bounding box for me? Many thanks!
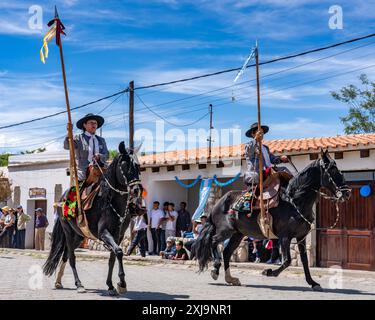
[129,80,134,150]
[207,104,214,161]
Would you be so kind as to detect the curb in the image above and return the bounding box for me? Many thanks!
[1,248,375,280]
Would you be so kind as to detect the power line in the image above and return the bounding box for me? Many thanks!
[108,41,375,117]
[1,33,374,131]
[4,59,374,150]
[0,88,129,130]
[134,33,375,90]
[135,92,209,127]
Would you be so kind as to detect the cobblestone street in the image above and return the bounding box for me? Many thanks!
[1,252,375,300]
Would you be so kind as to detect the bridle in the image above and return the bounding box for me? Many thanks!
[316,159,351,201]
[94,157,143,224]
[286,158,351,241]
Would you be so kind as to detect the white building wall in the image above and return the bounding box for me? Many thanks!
[8,160,70,249]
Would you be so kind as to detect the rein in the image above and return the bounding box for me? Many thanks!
[94,158,142,225]
[285,159,350,244]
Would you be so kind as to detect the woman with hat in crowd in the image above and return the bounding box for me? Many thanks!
[243,122,289,186]
[64,113,109,182]
[0,206,15,248]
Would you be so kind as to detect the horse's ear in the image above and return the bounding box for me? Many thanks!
[320,148,331,162]
[119,141,127,155]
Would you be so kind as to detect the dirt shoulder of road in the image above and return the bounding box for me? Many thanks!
[1,247,374,280]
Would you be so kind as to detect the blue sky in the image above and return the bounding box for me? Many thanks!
[0,0,374,154]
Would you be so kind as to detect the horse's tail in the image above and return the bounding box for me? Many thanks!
[191,216,216,272]
[43,216,66,277]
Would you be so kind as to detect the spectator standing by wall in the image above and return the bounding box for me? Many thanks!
[0,207,15,248]
[126,212,148,257]
[176,202,191,237]
[165,202,178,239]
[149,201,164,255]
[159,202,169,252]
[11,208,18,248]
[35,208,49,250]
[16,205,30,249]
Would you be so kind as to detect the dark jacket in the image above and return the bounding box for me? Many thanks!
[64,133,109,180]
[245,139,281,173]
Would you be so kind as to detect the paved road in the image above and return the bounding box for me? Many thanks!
[1,252,375,300]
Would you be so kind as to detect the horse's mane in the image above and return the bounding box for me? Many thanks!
[286,159,320,201]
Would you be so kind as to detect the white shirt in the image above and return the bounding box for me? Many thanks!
[150,208,164,229]
[84,131,99,164]
[165,210,178,231]
[134,215,148,231]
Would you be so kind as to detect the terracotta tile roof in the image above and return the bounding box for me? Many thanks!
[139,133,375,167]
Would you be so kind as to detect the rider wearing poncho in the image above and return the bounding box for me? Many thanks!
[64,113,109,182]
[243,122,289,186]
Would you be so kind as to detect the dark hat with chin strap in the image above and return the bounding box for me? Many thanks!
[245,122,269,138]
[76,113,105,130]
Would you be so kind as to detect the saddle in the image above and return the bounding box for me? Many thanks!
[62,165,105,220]
[232,169,292,214]
[81,165,104,211]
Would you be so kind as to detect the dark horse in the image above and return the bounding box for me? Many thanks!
[193,150,351,291]
[43,142,145,295]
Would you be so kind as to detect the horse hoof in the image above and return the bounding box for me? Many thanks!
[262,269,273,277]
[108,288,119,296]
[231,278,241,286]
[117,284,127,295]
[312,285,323,292]
[225,277,241,286]
[55,282,63,289]
[211,270,219,281]
[77,286,86,293]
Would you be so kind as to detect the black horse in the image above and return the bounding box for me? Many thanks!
[43,142,145,295]
[193,150,351,291]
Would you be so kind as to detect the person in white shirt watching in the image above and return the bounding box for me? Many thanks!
[165,203,178,239]
[126,212,148,257]
[149,201,165,255]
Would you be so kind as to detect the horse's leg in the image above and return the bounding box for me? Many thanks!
[55,247,68,289]
[210,230,234,281]
[262,237,291,277]
[297,238,322,291]
[100,229,127,294]
[223,233,244,286]
[106,251,118,296]
[66,234,85,293]
[211,243,222,280]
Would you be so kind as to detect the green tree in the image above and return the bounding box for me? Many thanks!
[0,153,11,167]
[331,74,375,134]
[109,150,119,160]
[20,147,46,155]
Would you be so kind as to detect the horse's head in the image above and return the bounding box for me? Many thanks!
[319,149,351,202]
[116,141,145,214]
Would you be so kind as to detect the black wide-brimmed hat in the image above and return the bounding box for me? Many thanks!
[245,122,269,137]
[76,113,105,130]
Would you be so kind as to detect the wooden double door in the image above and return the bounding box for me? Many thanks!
[317,182,375,271]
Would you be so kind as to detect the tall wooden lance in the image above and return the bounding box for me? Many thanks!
[46,7,82,219]
[254,43,270,238]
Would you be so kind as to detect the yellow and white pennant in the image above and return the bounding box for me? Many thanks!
[40,24,57,64]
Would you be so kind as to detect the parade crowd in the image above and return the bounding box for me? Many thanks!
[127,200,281,265]
[0,205,49,250]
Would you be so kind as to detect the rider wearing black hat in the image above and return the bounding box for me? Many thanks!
[64,113,109,181]
[243,122,288,186]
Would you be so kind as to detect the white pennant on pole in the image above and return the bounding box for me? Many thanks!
[233,44,257,84]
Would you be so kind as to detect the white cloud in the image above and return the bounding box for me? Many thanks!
[268,118,342,139]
